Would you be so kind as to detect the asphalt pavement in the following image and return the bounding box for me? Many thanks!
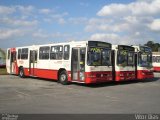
[0,73,160,114]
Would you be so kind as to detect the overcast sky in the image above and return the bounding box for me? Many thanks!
[0,0,160,49]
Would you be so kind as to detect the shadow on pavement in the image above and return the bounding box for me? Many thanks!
[10,74,160,88]
[81,77,160,88]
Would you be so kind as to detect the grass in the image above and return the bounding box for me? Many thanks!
[0,68,7,75]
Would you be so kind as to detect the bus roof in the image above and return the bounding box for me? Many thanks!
[7,40,111,49]
[132,45,152,52]
[112,45,134,51]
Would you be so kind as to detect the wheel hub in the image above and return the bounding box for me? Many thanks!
[61,74,66,82]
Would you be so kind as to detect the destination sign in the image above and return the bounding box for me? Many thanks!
[88,41,111,48]
[118,45,134,51]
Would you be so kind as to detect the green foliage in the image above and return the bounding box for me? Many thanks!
[144,41,160,52]
[0,48,6,58]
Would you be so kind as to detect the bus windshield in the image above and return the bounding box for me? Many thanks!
[117,50,134,66]
[87,47,111,66]
[139,52,152,67]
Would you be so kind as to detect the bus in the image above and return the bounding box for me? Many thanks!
[133,46,154,79]
[112,45,135,81]
[6,41,113,84]
[152,52,160,72]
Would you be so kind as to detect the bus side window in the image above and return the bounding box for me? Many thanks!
[50,46,56,59]
[39,46,50,60]
[64,45,70,60]
[21,48,28,59]
[50,46,63,60]
[58,46,63,60]
[18,49,21,59]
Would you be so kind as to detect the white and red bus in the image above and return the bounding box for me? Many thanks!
[133,46,154,79]
[152,52,160,72]
[6,41,113,84]
[112,45,135,81]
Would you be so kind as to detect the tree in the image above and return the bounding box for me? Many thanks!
[0,48,6,58]
[144,41,160,52]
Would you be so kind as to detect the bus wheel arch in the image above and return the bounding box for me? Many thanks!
[58,68,69,85]
[19,66,25,78]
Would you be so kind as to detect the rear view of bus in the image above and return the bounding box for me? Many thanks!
[134,46,154,79]
[112,45,135,81]
[152,52,160,72]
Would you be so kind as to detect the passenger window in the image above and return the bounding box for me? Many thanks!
[18,49,21,59]
[21,48,28,59]
[50,46,63,60]
[39,46,50,59]
[64,45,70,60]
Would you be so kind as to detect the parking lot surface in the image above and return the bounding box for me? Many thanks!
[0,73,160,113]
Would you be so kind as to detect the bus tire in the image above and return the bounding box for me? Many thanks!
[19,67,25,78]
[59,70,69,85]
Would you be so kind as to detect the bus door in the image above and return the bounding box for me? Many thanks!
[71,47,86,81]
[29,50,37,76]
[10,50,17,74]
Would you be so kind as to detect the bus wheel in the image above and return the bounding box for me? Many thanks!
[19,68,25,78]
[59,71,69,85]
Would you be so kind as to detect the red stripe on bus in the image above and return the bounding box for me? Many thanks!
[153,67,160,72]
[23,68,72,81]
[85,71,113,84]
[137,70,154,80]
[115,71,135,81]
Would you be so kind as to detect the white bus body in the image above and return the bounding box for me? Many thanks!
[6,41,113,84]
[152,52,160,72]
